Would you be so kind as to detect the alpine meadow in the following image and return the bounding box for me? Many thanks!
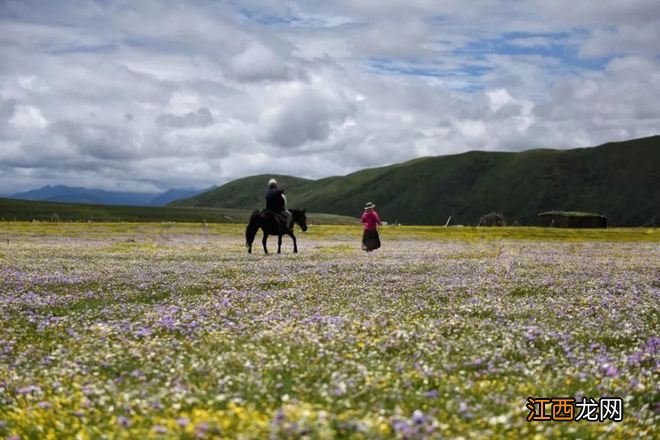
[1,224,658,439]
[1,1,660,439]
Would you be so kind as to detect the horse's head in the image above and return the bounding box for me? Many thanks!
[291,208,308,232]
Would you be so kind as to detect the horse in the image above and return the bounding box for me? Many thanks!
[246,208,307,254]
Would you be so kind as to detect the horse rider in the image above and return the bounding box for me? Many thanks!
[265,178,292,229]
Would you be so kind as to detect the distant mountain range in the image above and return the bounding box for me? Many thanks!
[8,185,214,207]
[171,136,660,226]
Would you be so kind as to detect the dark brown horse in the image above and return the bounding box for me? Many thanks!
[246,208,307,254]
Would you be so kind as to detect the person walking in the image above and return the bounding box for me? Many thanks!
[361,201,381,252]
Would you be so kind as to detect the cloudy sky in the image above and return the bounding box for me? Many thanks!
[1,0,659,193]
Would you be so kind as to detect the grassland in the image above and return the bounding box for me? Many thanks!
[0,198,358,225]
[0,223,658,439]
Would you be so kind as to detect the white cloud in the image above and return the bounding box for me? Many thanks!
[353,18,430,57]
[580,24,660,58]
[9,105,48,130]
[486,89,514,113]
[228,42,301,82]
[258,83,354,148]
[0,0,658,193]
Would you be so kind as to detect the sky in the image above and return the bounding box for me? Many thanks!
[1,0,659,193]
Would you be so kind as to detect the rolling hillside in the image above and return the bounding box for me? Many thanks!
[175,175,313,209]
[171,136,660,226]
[0,198,358,225]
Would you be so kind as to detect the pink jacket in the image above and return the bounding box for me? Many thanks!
[361,210,381,231]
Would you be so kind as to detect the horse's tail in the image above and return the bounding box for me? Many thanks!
[245,211,260,247]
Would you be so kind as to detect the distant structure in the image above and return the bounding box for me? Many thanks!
[538,211,607,228]
[478,212,506,227]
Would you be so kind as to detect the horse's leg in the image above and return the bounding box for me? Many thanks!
[288,232,298,253]
[246,221,256,254]
[262,232,269,254]
[277,235,282,253]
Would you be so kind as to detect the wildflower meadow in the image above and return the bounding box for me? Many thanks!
[0,223,658,439]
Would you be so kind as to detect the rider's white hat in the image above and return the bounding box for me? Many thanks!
[268,178,278,187]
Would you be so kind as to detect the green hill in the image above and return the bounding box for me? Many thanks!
[173,174,313,209]
[0,198,358,225]
[171,136,660,226]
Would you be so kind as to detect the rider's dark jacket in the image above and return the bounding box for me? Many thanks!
[265,187,285,212]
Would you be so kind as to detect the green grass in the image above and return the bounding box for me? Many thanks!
[303,224,660,243]
[0,222,657,242]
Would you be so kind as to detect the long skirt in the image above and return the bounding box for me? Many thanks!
[362,229,381,251]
